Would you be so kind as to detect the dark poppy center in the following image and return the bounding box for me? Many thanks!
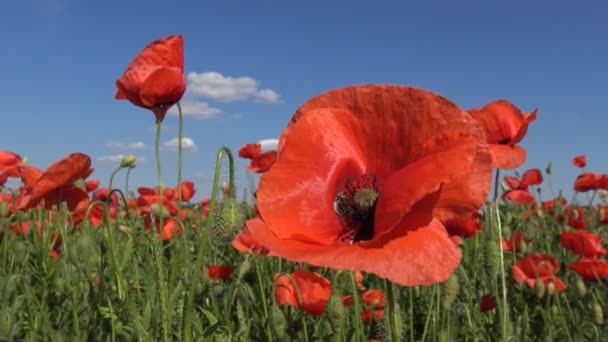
[334,174,381,244]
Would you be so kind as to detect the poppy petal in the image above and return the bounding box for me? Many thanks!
[489,144,527,170]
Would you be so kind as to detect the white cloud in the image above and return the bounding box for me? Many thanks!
[259,138,279,152]
[168,101,221,119]
[187,71,281,103]
[97,155,145,163]
[255,89,281,103]
[164,137,198,152]
[105,141,145,150]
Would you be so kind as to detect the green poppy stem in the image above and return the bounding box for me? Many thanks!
[183,146,235,342]
[349,271,364,341]
[384,279,400,342]
[177,102,183,211]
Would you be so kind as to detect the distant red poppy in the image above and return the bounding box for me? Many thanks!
[115,35,186,123]
[480,294,497,312]
[500,232,531,252]
[274,269,332,316]
[568,258,608,282]
[0,150,23,178]
[560,230,607,258]
[174,181,195,201]
[502,190,535,204]
[15,153,92,211]
[511,254,567,292]
[574,172,603,192]
[207,265,234,281]
[361,289,385,322]
[468,100,537,169]
[85,179,100,192]
[572,155,587,168]
[238,143,278,173]
[442,212,483,238]
[247,85,493,286]
[232,227,268,255]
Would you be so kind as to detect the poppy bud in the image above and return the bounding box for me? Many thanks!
[546,162,552,175]
[593,302,604,324]
[118,224,132,235]
[501,183,509,193]
[518,240,528,254]
[502,225,511,240]
[442,274,459,310]
[576,278,587,298]
[600,191,608,200]
[484,241,500,280]
[120,154,137,168]
[212,197,245,243]
[236,256,252,282]
[271,305,287,338]
[546,281,556,295]
[571,208,580,220]
[150,203,171,218]
[0,310,12,338]
[599,208,606,223]
[535,279,545,299]
[325,295,346,334]
[0,201,8,218]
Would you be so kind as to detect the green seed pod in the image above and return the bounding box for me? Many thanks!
[442,274,460,310]
[502,225,512,240]
[518,240,528,254]
[485,240,500,280]
[326,295,346,334]
[593,302,604,324]
[353,189,379,213]
[535,279,545,299]
[236,256,252,282]
[150,203,171,218]
[0,201,9,218]
[576,278,587,298]
[213,197,245,243]
[0,310,12,338]
[120,154,137,168]
[546,162,552,175]
[546,282,556,296]
[271,305,287,338]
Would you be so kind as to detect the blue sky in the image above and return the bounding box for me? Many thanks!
[1,0,606,201]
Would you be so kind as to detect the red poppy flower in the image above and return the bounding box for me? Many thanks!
[274,269,332,316]
[361,289,385,322]
[500,232,531,252]
[541,198,567,217]
[15,153,92,211]
[143,216,182,240]
[238,142,278,173]
[247,85,492,286]
[598,206,608,224]
[560,230,607,258]
[468,100,537,169]
[115,35,186,123]
[85,179,100,192]
[572,155,587,168]
[502,189,535,204]
[567,207,586,230]
[511,254,567,292]
[0,150,23,178]
[520,169,543,187]
[442,212,483,238]
[232,227,268,255]
[568,258,608,282]
[207,265,234,281]
[174,181,195,201]
[480,294,497,312]
[574,172,605,192]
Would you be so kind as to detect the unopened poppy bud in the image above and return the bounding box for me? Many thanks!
[326,295,346,334]
[442,274,459,310]
[518,240,528,254]
[546,281,556,295]
[593,302,604,324]
[382,303,403,340]
[501,183,509,193]
[120,154,137,168]
[213,197,245,243]
[271,305,287,338]
[502,225,511,240]
[236,256,252,282]
[600,191,608,200]
[485,241,500,279]
[546,162,552,175]
[535,279,545,299]
[0,310,12,337]
[0,202,9,218]
[150,203,171,218]
[118,224,131,235]
[571,208,580,220]
[353,189,379,213]
[576,278,587,298]
[599,208,606,223]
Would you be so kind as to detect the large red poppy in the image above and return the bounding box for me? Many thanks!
[511,254,567,292]
[15,153,92,210]
[274,269,332,316]
[571,155,587,168]
[247,85,492,286]
[115,35,186,123]
[560,230,608,258]
[468,100,537,169]
[238,143,278,173]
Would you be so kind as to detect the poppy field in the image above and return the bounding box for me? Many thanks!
[2,35,608,342]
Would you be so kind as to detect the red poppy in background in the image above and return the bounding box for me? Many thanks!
[115,35,186,123]
[207,265,234,281]
[442,212,483,238]
[468,100,537,169]
[502,190,535,204]
[247,85,492,286]
[174,181,195,201]
[238,142,278,173]
[15,153,92,211]
[500,232,532,252]
[274,269,332,316]
[568,258,608,282]
[574,172,608,192]
[479,294,497,312]
[0,151,23,178]
[560,230,607,258]
[572,155,587,168]
[232,227,269,255]
[511,254,567,292]
[85,179,100,192]
[567,206,586,230]
[361,289,385,322]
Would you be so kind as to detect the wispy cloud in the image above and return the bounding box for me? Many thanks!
[259,138,279,152]
[105,141,145,150]
[168,101,221,120]
[186,71,281,103]
[164,137,198,152]
[97,154,145,163]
